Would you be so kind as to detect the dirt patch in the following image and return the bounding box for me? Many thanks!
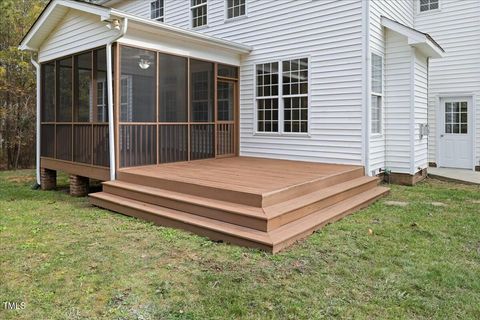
[384,201,409,207]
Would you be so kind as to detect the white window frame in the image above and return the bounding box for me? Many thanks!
[371,52,383,136]
[225,0,247,21]
[150,0,164,22]
[254,57,310,136]
[417,0,440,14]
[191,0,208,29]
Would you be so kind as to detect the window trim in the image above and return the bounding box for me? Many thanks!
[150,0,164,22]
[225,0,247,21]
[254,56,311,136]
[370,52,383,136]
[190,0,208,29]
[417,0,441,14]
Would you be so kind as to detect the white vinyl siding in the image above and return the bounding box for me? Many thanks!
[385,30,414,174]
[112,0,365,166]
[38,10,120,62]
[368,0,414,174]
[415,0,480,168]
[413,51,429,170]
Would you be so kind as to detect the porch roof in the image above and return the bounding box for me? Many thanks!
[381,16,445,59]
[19,0,252,55]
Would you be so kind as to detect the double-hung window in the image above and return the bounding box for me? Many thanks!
[191,0,208,28]
[226,0,246,19]
[150,0,164,21]
[283,58,308,133]
[256,58,309,133]
[256,62,279,132]
[419,0,439,12]
[371,53,383,135]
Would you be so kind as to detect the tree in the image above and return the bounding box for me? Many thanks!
[0,0,48,170]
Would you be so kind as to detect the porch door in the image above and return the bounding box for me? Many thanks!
[216,80,236,157]
[438,97,473,169]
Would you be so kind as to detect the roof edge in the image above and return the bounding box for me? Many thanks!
[381,16,445,58]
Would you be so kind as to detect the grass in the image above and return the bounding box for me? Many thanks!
[0,170,479,319]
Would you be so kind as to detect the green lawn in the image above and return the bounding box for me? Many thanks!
[0,170,479,319]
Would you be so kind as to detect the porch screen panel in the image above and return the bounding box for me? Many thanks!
[158,54,188,122]
[41,62,55,122]
[55,124,72,161]
[120,46,156,122]
[96,48,108,122]
[190,59,214,122]
[93,48,110,167]
[57,57,72,122]
[40,125,55,158]
[75,52,93,122]
[119,124,157,167]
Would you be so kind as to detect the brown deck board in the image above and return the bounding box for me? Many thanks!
[91,157,388,252]
[119,157,362,195]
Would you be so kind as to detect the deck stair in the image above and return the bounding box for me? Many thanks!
[89,158,389,253]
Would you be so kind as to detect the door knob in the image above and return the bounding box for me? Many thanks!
[440,134,444,138]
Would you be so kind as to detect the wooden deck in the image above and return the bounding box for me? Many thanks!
[90,157,389,253]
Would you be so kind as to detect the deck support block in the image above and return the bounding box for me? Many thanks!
[383,168,427,186]
[40,168,56,190]
[70,175,89,197]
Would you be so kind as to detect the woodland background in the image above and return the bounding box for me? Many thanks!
[0,0,48,170]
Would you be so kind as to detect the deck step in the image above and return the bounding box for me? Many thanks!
[265,176,379,230]
[269,186,390,252]
[89,186,389,253]
[102,176,379,232]
[117,166,365,207]
[89,192,273,250]
[102,180,268,231]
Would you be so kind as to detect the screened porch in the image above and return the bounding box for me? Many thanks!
[116,44,239,169]
[38,43,239,176]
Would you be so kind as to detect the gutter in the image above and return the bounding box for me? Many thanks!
[106,17,128,181]
[31,58,41,185]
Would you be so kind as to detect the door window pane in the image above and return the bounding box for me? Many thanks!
[159,54,187,122]
[76,52,92,122]
[41,62,55,122]
[57,58,72,122]
[217,81,234,121]
[120,46,156,122]
[445,101,468,134]
[190,59,214,122]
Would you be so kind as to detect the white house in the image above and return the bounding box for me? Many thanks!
[20,0,480,184]
[17,0,480,250]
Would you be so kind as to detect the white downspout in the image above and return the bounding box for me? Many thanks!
[362,0,371,175]
[106,17,128,181]
[31,58,41,185]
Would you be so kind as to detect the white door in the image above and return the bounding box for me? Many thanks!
[438,97,473,169]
